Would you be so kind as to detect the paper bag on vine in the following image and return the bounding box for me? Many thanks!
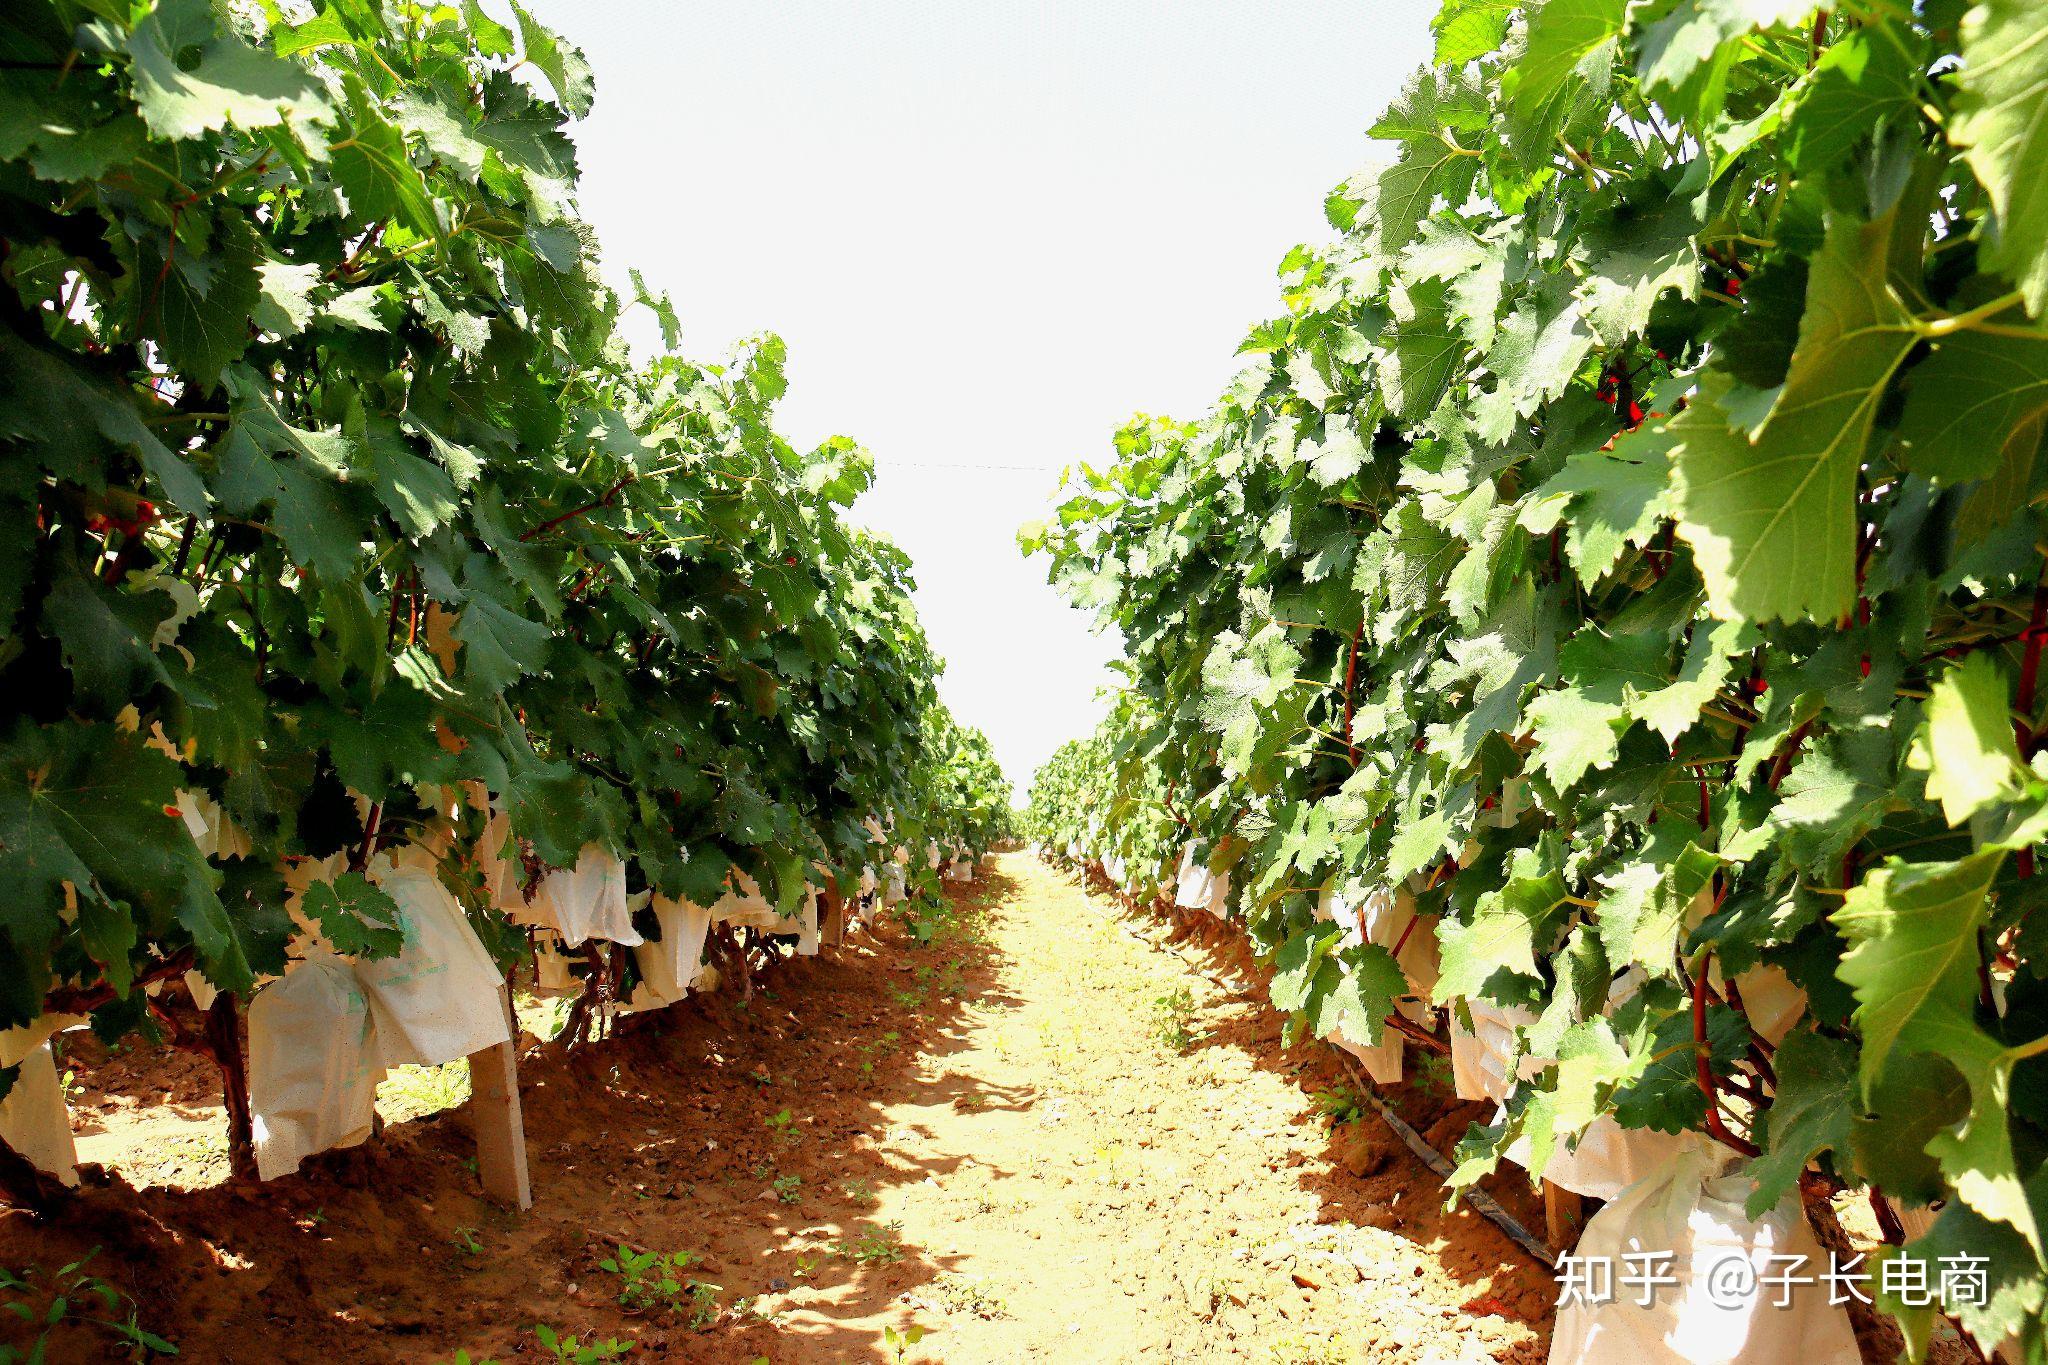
[358,861,512,1068]
[248,955,381,1181]
[0,1017,83,1186]
[1549,1147,1858,1364]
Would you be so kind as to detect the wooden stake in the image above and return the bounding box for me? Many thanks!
[821,884,845,946]
[1544,1180,1583,1254]
[466,985,531,1210]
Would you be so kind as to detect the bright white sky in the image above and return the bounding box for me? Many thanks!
[522,0,1438,801]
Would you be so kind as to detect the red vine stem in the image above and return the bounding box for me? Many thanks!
[1870,1189,1905,1245]
[1390,910,1422,960]
[44,946,195,1017]
[2015,567,2047,879]
[1382,1008,1449,1055]
[519,475,635,542]
[1693,949,1761,1158]
[2014,569,2047,755]
[349,802,383,874]
[1161,782,1192,831]
[1764,719,1813,791]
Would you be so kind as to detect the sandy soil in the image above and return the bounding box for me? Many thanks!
[5,854,1557,1362]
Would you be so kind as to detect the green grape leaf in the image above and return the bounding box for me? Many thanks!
[1743,1029,1857,1217]
[137,210,262,388]
[1381,277,1465,420]
[253,259,322,337]
[1951,0,2048,314]
[127,0,333,140]
[1786,23,1924,172]
[1891,1194,2048,1360]
[301,873,407,960]
[1631,618,1754,746]
[1520,1019,1638,1179]
[0,720,228,1028]
[1836,853,2042,1255]
[39,556,178,713]
[1517,422,1675,586]
[1851,1048,1969,1207]
[331,79,440,240]
[1896,327,2048,484]
[1502,0,1626,152]
[1609,1000,1750,1133]
[0,320,209,515]
[1524,626,1666,791]
[1673,206,1924,623]
[1431,0,1514,64]
[511,2,597,118]
[1435,841,1569,999]
[1908,653,2025,826]
[1596,838,1717,976]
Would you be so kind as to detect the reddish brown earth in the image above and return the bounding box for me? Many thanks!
[5,854,1567,1362]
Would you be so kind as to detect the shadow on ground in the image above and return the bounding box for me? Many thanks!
[0,870,1024,1364]
[1066,861,1560,1332]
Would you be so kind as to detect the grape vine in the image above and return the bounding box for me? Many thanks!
[1025,1,2048,1356]
[0,0,1008,1140]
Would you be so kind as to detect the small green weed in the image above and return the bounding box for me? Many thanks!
[884,1323,929,1361]
[1309,1084,1366,1127]
[0,1250,178,1362]
[533,1325,633,1361]
[597,1244,699,1315]
[1152,986,1197,1051]
[1411,1052,1453,1096]
[831,1223,906,1266]
[684,1280,723,1330]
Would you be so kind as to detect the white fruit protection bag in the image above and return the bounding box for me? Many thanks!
[1173,842,1230,917]
[517,844,640,948]
[532,930,579,994]
[628,895,715,1009]
[1510,1106,1711,1201]
[0,1017,83,1186]
[1451,996,1537,1104]
[1460,962,1805,1199]
[1451,979,1699,1198]
[247,954,381,1181]
[477,808,528,914]
[183,968,219,1012]
[795,887,821,956]
[176,788,253,860]
[1322,883,1440,1084]
[1549,1147,1859,1364]
[358,860,513,1068]
[712,869,781,929]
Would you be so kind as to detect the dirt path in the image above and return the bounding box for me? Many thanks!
[4,854,1553,1363]
[811,853,1552,1363]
